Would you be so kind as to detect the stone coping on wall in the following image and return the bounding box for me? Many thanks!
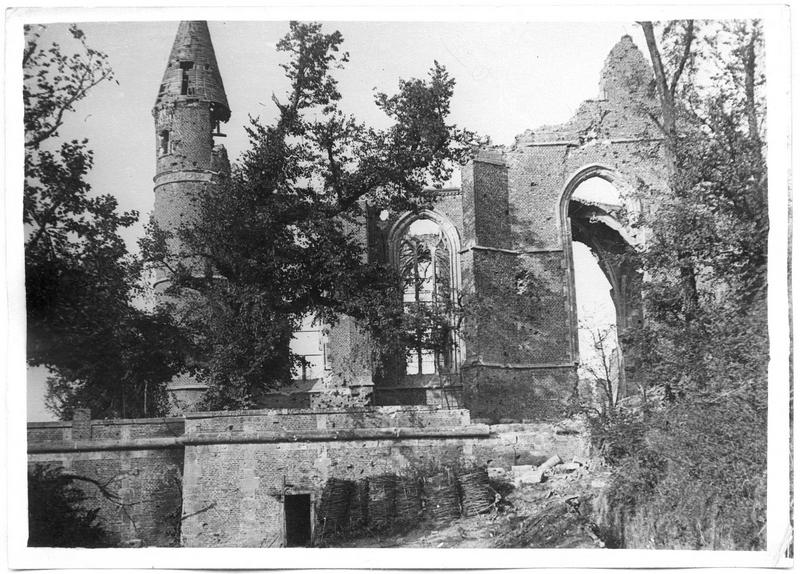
[28,424,492,454]
[27,416,185,429]
[182,404,466,419]
[26,420,72,428]
[27,416,187,443]
[183,405,472,434]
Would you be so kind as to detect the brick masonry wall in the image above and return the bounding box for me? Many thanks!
[27,422,71,443]
[28,447,184,547]
[461,365,578,423]
[431,190,465,241]
[453,35,666,422]
[155,103,215,175]
[462,156,509,249]
[27,418,186,546]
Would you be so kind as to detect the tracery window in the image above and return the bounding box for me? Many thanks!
[396,217,458,375]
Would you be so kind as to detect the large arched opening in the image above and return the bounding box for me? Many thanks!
[561,167,642,408]
[388,211,463,378]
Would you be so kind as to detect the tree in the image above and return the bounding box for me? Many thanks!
[596,20,768,549]
[24,25,187,419]
[634,19,767,398]
[143,21,478,410]
[579,324,622,417]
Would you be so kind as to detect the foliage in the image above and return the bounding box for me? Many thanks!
[143,21,479,409]
[28,464,111,547]
[578,324,622,417]
[593,19,768,550]
[24,25,187,419]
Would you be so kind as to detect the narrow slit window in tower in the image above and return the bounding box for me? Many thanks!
[159,130,170,156]
[179,61,194,95]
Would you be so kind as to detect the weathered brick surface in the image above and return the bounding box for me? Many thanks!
[461,365,578,423]
[29,448,184,547]
[71,408,91,440]
[27,422,70,443]
[462,155,509,249]
[431,190,465,241]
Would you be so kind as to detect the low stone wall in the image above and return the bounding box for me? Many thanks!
[179,410,588,547]
[181,427,487,547]
[28,414,185,547]
[27,407,589,548]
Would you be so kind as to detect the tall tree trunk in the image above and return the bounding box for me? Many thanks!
[639,20,699,318]
[743,24,761,146]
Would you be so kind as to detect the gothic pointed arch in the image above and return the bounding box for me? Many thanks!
[559,165,643,400]
[387,210,463,375]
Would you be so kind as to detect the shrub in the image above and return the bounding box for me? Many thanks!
[28,464,110,547]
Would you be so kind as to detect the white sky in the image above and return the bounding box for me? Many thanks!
[25,20,647,421]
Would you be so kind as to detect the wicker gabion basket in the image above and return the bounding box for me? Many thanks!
[316,478,355,537]
[456,466,495,517]
[422,469,461,525]
[367,474,398,531]
[395,475,423,524]
[348,478,369,531]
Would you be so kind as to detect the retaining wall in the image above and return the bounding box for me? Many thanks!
[27,407,589,547]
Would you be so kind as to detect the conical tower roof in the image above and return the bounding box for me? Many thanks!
[154,21,230,122]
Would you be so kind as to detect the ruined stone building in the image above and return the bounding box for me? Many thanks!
[28,21,667,547]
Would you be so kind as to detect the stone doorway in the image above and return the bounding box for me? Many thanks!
[284,494,312,547]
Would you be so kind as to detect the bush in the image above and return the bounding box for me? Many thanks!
[596,393,767,550]
[28,464,110,547]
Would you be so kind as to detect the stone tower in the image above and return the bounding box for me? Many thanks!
[152,20,230,289]
[152,21,230,408]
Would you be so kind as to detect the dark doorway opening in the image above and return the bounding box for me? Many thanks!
[284,494,311,547]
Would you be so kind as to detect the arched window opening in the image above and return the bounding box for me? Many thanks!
[392,214,461,377]
[566,173,639,408]
[571,176,622,208]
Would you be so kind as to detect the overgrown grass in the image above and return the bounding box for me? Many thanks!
[591,392,767,550]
